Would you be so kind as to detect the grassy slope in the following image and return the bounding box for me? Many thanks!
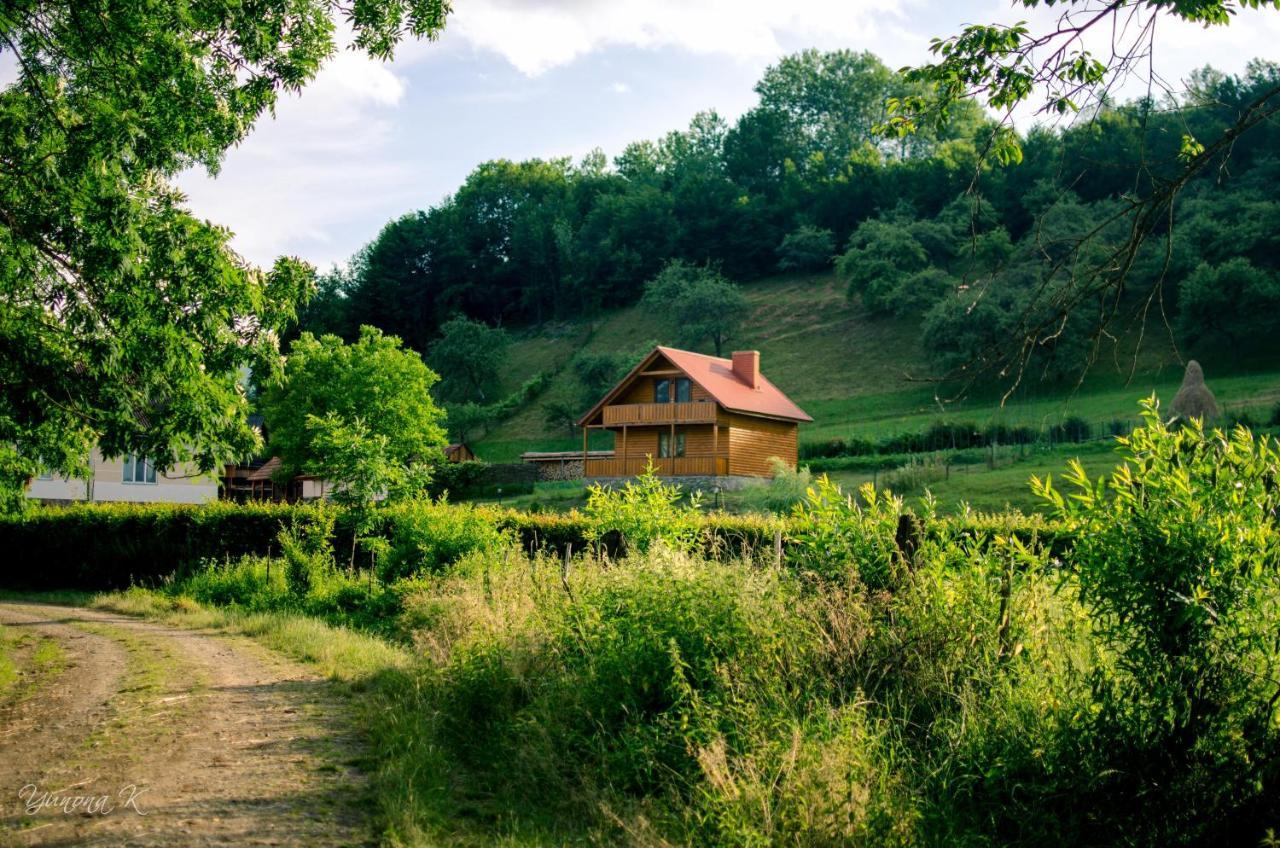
[479,270,1280,464]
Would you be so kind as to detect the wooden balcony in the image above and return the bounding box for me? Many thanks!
[585,456,728,478]
[601,401,718,427]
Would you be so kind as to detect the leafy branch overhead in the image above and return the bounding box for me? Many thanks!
[0,0,450,506]
[878,0,1280,166]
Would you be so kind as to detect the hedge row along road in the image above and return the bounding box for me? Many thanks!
[0,602,370,846]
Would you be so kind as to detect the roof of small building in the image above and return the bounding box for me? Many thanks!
[577,346,812,425]
[522,450,615,462]
[245,456,282,482]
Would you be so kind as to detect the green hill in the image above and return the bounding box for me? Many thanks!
[475,270,1280,467]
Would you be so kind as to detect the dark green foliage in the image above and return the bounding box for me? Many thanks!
[428,317,511,403]
[641,260,749,356]
[1177,258,1280,353]
[427,461,538,499]
[776,225,835,272]
[0,502,312,589]
[288,51,1280,392]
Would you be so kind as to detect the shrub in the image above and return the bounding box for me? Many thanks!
[0,501,313,589]
[1047,415,1091,443]
[776,224,835,272]
[736,458,812,513]
[279,505,337,597]
[1034,397,1280,842]
[788,476,902,588]
[380,498,512,580]
[584,463,703,555]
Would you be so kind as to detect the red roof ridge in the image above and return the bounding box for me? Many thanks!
[577,345,811,424]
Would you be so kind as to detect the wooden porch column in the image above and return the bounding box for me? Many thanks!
[670,420,676,475]
[712,422,718,475]
[621,425,628,475]
[582,425,588,470]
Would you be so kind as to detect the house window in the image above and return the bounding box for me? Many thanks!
[675,378,692,403]
[658,431,686,458]
[122,455,157,484]
[654,379,670,403]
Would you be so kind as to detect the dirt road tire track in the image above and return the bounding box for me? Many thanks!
[0,603,373,847]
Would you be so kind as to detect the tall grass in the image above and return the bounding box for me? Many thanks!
[85,405,1280,846]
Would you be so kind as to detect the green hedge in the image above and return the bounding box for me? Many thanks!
[0,502,325,589]
[0,502,1072,590]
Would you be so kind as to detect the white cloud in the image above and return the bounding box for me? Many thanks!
[611,81,631,94]
[447,0,911,76]
[178,49,413,267]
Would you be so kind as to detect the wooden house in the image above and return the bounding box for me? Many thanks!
[576,347,811,480]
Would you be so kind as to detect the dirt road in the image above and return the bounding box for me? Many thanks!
[0,602,372,847]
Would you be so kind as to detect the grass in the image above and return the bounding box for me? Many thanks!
[474,269,1280,462]
[468,440,1129,516]
[0,620,68,704]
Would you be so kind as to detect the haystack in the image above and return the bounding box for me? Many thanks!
[1171,360,1220,422]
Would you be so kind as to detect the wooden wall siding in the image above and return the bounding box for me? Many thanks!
[586,456,728,477]
[724,413,798,477]
[612,425,725,462]
[618,375,713,405]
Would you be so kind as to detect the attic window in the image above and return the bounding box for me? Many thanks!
[654,379,670,403]
[675,378,691,402]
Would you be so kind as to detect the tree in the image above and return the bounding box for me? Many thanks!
[0,0,449,506]
[880,0,1280,382]
[445,402,494,444]
[304,411,429,567]
[1177,258,1280,353]
[427,317,510,403]
[642,261,749,356]
[776,225,835,272]
[261,326,447,481]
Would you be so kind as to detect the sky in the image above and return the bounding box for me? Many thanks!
[9,1,1278,270]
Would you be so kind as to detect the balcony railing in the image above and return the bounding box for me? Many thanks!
[585,456,728,477]
[602,401,718,426]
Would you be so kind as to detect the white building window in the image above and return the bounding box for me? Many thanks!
[123,455,157,484]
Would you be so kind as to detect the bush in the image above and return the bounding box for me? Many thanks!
[379,499,513,580]
[584,464,703,555]
[1034,398,1280,842]
[736,458,812,513]
[776,225,835,272]
[0,501,313,589]
[788,476,903,588]
[1047,415,1091,443]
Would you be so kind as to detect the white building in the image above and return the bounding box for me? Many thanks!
[26,449,219,505]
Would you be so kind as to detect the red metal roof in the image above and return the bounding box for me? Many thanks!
[578,346,812,425]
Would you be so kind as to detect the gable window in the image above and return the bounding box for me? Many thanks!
[675,378,692,403]
[654,379,670,404]
[658,431,686,458]
[123,455,157,485]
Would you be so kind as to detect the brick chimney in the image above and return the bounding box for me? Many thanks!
[731,350,760,389]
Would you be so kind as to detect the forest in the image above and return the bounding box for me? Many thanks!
[298,50,1280,391]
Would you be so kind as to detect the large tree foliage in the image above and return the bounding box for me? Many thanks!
[427,316,510,404]
[0,0,449,503]
[878,0,1280,385]
[642,261,749,357]
[260,326,447,480]
[299,45,1280,394]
